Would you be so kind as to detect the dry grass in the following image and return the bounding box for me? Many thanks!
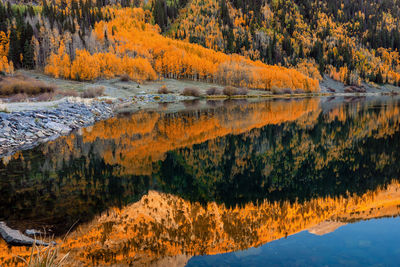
[182,87,201,97]
[344,86,367,93]
[57,89,79,97]
[120,74,131,82]
[206,87,221,95]
[9,93,29,102]
[237,87,249,95]
[0,75,56,97]
[271,87,293,95]
[158,85,171,94]
[17,242,69,267]
[81,86,105,98]
[294,89,305,94]
[222,86,238,96]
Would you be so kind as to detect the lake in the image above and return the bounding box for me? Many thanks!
[1,96,400,266]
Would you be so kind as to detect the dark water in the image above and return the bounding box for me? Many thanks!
[1,96,400,266]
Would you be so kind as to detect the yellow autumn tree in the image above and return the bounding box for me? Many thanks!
[44,41,71,78]
[70,49,100,81]
[0,31,13,73]
[44,7,319,92]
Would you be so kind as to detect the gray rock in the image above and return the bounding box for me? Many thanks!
[3,126,11,133]
[25,229,44,236]
[0,221,50,246]
[0,101,114,158]
[36,131,46,138]
[45,121,71,135]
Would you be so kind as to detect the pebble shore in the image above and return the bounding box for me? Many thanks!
[0,99,113,157]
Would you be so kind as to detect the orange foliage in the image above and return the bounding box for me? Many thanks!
[44,7,319,92]
[70,49,100,81]
[45,45,157,82]
[0,31,13,74]
[44,41,71,78]
[296,59,323,81]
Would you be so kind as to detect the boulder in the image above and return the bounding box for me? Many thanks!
[0,221,50,246]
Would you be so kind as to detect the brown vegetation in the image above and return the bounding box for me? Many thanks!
[237,87,249,95]
[222,86,238,96]
[120,74,131,82]
[206,87,221,95]
[158,85,171,94]
[81,86,105,98]
[0,76,56,97]
[182,87,201,97]
[56,89,79,97]
[222,86,249,96]
[271,87,293,95]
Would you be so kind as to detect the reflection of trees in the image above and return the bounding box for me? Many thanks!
[1,99,400,265]
[0,99,320,233]
[157,102,400,205]
[0,99,400,237]
[0,149,151,234]
[5,180,400,267]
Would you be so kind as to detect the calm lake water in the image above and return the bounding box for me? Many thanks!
[1,96,400,266]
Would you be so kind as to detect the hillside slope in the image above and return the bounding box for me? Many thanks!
[165,0,400,86]
[0,1,319,92]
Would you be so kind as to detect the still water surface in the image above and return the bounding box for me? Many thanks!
[1,97,400,266]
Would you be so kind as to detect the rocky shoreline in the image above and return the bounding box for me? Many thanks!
[0,98,114,158]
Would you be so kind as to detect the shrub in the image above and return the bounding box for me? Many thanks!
[282,88,293,94]
[206,87,221,95]
[81,86,105,98]
[271,87,292,95]
[120,74,131,82]
[0,76,56,96]
[294,89,305,94]
[9,93,28,102]
[57,89,79,97]
[223,86,238,96]
[237,87,249,95]
[36,92,56,102]
[182,87,201,97]
[158,85,171,94]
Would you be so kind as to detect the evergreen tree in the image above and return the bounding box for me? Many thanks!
[376,70,383,84]
[226,28,234,53]
[22,40,34,69]
[8,27,21,68]
[298,43,304,59]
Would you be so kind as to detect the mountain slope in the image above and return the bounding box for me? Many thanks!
[165,0,400,86]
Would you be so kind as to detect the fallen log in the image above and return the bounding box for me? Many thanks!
[0,221,50,246]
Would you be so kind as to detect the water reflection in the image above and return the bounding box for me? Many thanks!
[1,97,400,266]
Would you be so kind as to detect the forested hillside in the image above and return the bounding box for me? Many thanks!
[167,0,400,86]
[0,0,319,92]
[1,0,400,91]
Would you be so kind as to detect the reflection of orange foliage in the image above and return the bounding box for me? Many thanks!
[60,180,400,265]
[327,102,400,138]
[77,99,320,175]
[3,179,399,266]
